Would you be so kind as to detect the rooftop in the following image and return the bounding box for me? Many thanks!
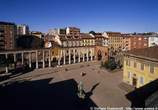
[0,21,15,25]
[127,46,158,60]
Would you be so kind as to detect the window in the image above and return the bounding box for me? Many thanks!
[68,41,72,47]
[140,77,144,85]
[141,63,144,71]
[150,64,154,74]
[126,60,130,66]
[128,72,131,79]
[144,43,147,46]
[138,38,142,40]
[134,62,137,68]
[128,60,131,66]
[63,41,67,47]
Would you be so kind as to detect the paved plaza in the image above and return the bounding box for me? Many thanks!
[0,61,131,109]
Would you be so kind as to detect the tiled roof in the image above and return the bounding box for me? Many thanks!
[59,35,81,40]
[127,46,158,60]
[80,33,94,39]
[68,27,80,30]
[122,34,131,38]
[106,32,122,37]
[0,21,15,25]
[106,32,121,34]
[95,34,108,39]
[131,35,146,38]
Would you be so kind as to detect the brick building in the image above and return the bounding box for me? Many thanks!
[130,35,148,50]
[93,33,108,61]
[123,35,148,51]
[0,21,17,50]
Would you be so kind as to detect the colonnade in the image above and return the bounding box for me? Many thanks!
[0,47,95,74]
[58,48,94,65]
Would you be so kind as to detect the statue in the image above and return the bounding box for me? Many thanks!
[77,81,85,99]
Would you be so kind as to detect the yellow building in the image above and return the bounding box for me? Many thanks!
[105,32,123,50]
[123,46,158,88]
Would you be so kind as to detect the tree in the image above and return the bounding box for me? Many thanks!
[108,59,117,70]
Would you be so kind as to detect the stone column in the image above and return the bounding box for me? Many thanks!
[29,52,31,68]
[83,50,85,62]
[13,53,16,69]
[58,50,61,66]
[91,49,93,61]
[42,50,45,68]
[21,52,24,65]
[78,49,80,63]
[5,54,8,73]
[58,58,60,65]
[73,49,76,63]
[49,49,51,67]
[63,50,66,65]
[13,53,16,62]
[36,50,38,69]
[87,49,89,61]
[69,49,71,64]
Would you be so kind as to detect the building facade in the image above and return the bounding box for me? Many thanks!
[0,21,17,50]
[104,32,123,51]
[122,35,148,51]
[17,24,29,35]
[130,35,148,50]
[44,27,109,64]
[148,36,158,47]
[123,46,158,88]
[147,33,158,47]
[66,27,80,36]
[31,31,43,39]
[123,35,131,51]
[45,33,95,65]
[93,33,108,61]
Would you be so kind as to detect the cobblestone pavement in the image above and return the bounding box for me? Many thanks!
[0,61,131,107]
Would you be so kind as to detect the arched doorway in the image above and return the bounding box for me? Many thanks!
[97,50,102,60]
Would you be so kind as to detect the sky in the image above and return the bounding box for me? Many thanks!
[0,0,158,33]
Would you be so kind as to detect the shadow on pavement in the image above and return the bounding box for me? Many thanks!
[86,82,100,98]
[0,64,35,82]
[0,78,97,110]
[126,79,158,107]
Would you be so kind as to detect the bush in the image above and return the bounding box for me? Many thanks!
[101,60,117,70]
[104,61,109,69]
[108,60,117,70]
